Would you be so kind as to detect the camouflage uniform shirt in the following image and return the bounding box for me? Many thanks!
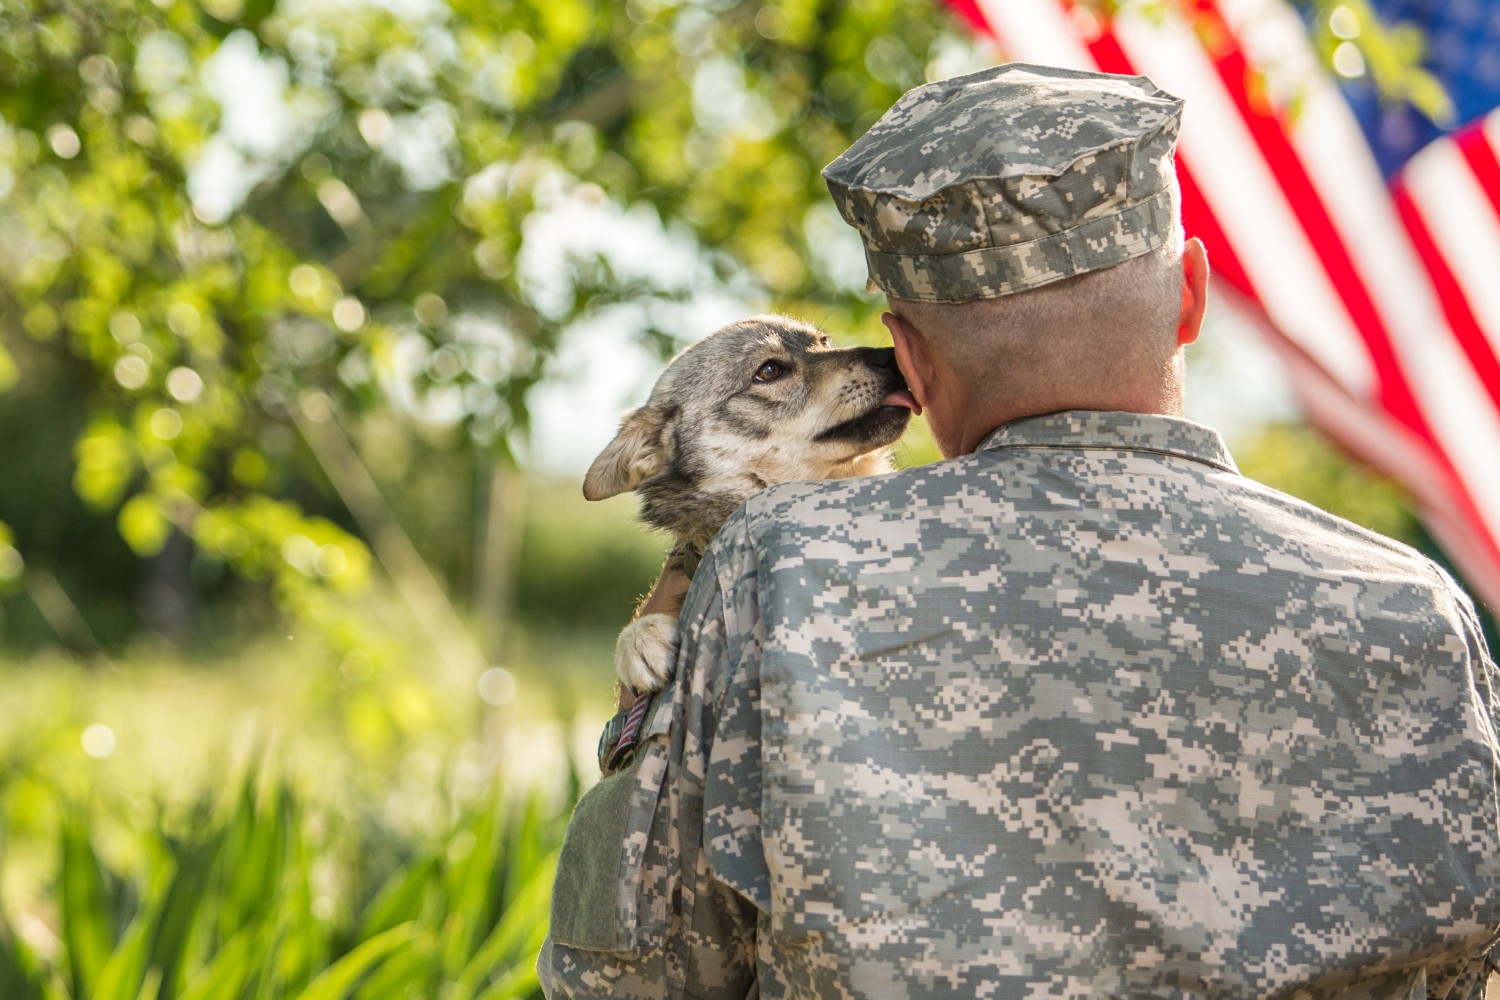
[540,410,1500,999]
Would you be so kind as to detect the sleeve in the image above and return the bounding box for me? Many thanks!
[539,511,764,1000]
[1443,576,1500,996]
[1443,569,1500,740]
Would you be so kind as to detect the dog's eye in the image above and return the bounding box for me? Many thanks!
[818,336,830,348]
[754,360,786,383]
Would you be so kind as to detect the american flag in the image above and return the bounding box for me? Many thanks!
[940,0,1500,610]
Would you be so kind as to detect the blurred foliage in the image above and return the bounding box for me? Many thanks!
[514,482,666,629]
[1300,0,1455,125]
[0,766,562,1000]
[1085,1,1455,126]
[0,627,615,1000]
[1233,422,1421,546]
[0,0,985,651]
[1235,421,1498,648]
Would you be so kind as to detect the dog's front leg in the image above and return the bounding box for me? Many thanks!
[615,613,679,695]
[614,550,693,707]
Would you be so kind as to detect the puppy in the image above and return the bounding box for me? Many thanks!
[583,315,920,694]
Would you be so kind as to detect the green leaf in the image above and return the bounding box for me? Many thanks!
[58,814,113,1000]
[176,922,264,1000]
[144,828,225,997]
[453,849,556,1000]
[117,495,171,557]
[91,910,153,1000]
[356,856,440,942]
[286,923,417,1000]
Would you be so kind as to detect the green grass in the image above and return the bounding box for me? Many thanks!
[0,765,563,1000]
[0,622,623,1000]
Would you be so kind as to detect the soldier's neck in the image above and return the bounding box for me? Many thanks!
[954,378,1186,456]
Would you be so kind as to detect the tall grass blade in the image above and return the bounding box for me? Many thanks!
[453,849,557,1000]
[58,811,113,1000]
[145,828,225,998]
[470,964,537,1000]
[133,967,162,1000]
[348,928,436,1000]
[356,856,439,941]
[217,766,288,945]
[502,795,551,911]
[175,920,264,1000]
[287,922,416,1000]
[0,904,51,1000]
[91,909,153,1000]
[459,808,501,922]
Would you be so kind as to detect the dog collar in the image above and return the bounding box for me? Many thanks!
[598,690,654,775]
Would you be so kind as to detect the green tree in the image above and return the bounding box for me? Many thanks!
[0,0,1459,653]
[0,0,980,651]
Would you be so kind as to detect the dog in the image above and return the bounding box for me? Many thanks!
[583,315,920,694]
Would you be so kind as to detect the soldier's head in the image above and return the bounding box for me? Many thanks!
[823,63,1209,458]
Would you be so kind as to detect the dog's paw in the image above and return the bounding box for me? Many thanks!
[615,613,679,694]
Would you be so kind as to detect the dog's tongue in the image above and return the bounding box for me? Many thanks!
[882,388,922,415]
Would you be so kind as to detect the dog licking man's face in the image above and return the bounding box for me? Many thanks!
[583,315,920,550]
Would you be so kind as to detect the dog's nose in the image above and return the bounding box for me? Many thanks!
[860,346,898,371]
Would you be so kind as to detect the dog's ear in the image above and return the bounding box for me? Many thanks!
[583,406,671,500]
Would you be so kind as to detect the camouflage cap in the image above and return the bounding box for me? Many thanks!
[822,63,1184,303]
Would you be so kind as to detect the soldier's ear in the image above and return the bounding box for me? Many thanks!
[583,406,673,500]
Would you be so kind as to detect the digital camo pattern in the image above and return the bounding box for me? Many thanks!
[822,63,1183,303]
[540,410,1500,999]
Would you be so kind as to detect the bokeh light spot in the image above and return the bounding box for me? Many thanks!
[166,366,204,403]
[477,667,516,707]
[114,355,150,390]
[333,296,366,332]
[47,124,81,159]
[149,407,183,441]
[81,724,116,759]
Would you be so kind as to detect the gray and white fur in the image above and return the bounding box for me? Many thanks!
[584,315,917,693]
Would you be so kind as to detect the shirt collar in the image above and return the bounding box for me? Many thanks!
[974,410,1239,474]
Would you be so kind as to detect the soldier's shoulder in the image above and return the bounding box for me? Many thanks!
[742,458,981,537]
[1234,473,1439,569]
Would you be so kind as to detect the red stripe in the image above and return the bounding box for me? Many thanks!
[1457,122,1500,223]
[1057,0,1500,590]
[1392,181,1500,415]
[1166,1,1500,586]
[1177,0,1431,436]
[1065,22,1256,300]
[939,0,991,35]
[939,0,1500,602]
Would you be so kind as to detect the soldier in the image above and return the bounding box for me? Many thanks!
[539,64,1500,998]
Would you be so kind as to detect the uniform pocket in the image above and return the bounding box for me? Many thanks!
[548,730,670,953]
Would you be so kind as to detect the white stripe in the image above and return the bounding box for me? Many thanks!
[1279,337,1500,604]
[1108,7,1377,397]
[1182,0,1500,566]
[1396,140,1500,532]
[1405,138,1500,362]
[1226,279,1500,605]
[972,0,1097,69]
[968,0,1500,595]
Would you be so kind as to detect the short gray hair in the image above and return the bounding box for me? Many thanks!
[890,237,1185,406]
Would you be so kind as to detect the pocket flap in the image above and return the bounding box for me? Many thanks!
[549,735,669,953]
